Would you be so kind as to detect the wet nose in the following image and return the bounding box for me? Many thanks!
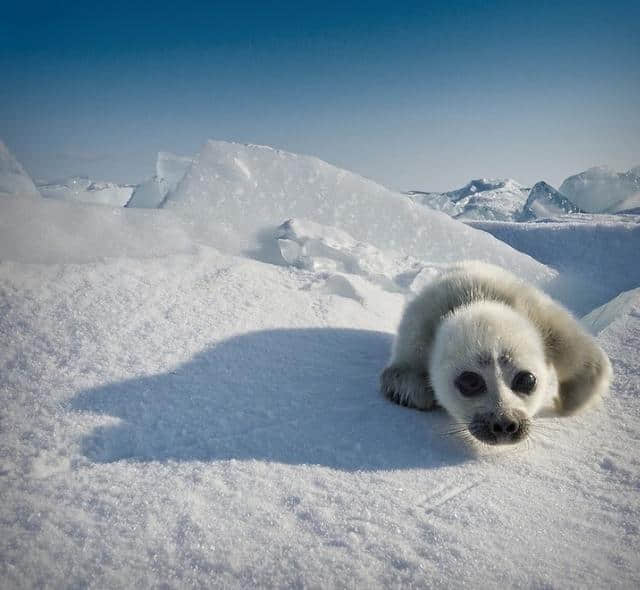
[491,415,519,436]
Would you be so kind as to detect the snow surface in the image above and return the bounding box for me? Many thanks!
[276,218,445,296]
[0,197,197,264]
[38,176,135,207]
[559,165,640,213]
[2,139,640,589]
[468,215,640,316]
[582,287,640,335]
[409,166,640,222]
[0,139,40,199]
[608,191,640,215]
[406,179,529,221]
[126,152,193,209]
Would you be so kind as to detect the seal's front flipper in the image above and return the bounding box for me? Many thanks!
[380,364,438,411]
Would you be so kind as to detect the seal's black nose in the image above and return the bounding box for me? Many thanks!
[491,415,519,435]
[469,409,529,444]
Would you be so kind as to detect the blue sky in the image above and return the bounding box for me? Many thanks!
[1,1,639,191]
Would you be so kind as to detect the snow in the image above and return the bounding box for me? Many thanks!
[276,217,442,295]
[126,152,193,208]
[410,167,640,222]
[581,287,640,335]
[559,165,640,213]
[163,141,550,284]
[520,181,582,220]
[38,176,135,207]
[0,139,41,199]
[406,178,529,221]
[608,190,640,215]
[404,190,459,216]
[2,138,640,589]
[0,195,197,264]
[467,215,640,315]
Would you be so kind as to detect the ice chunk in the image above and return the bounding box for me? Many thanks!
[559,166,640,213]
[126,152,193,208]
[157,151,194,190]
[125,176,167,208]
[519,181,582,220]
[0,139,40,198]
[165,140,553,284]
[407,178,530,221]
[38,176,134,207]
[275,218,441,294]
[404,190,458,216]
[37,175,92,199]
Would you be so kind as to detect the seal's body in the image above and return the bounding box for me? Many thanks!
[380,262,611,445]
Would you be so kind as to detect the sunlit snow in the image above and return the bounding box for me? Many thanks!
[2,138,639,589]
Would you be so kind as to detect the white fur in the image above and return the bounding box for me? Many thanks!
[429,301,554,423]
[380,262,612,443]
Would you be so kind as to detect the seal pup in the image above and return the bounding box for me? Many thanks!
[380,262,612,445]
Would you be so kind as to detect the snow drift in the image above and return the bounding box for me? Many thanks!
[0,195,196,264]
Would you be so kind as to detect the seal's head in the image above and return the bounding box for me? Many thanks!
[429,300,556,445]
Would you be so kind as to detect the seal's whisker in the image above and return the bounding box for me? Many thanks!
[440,426,471,435]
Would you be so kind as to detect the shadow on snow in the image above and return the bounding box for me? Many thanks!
[70,328,472,470]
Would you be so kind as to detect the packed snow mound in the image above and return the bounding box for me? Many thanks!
[559,166,640,213]
[126,151,193,208]
[0,139,40,198]
[407,178,530,221]
[164,141,552,283]
[519,181,582,220]
[276,218,443,295]
[581,287,640,335]
[0,194,197,264]
[38,176,134,207]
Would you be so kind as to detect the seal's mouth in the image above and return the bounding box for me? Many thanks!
[468,409,530,445]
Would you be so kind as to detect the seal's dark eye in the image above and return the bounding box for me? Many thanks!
[455,372,486,397]
[512,371,536,394]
